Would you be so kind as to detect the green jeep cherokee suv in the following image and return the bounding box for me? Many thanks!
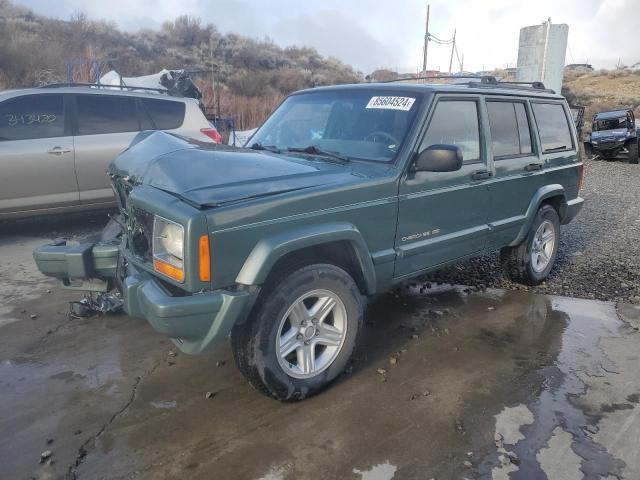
[34,79,584,400]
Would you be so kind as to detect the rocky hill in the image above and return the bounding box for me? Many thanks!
[0,0,360,129]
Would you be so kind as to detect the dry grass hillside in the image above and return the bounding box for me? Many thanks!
[0,0,360,130]
[563,70,640,135]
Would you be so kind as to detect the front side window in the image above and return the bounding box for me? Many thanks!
[487,101,533,158]
[0,95,65,141]
[249,90,423,162]
[75,95,139,135]
[420,100,480,164]
[532,102,573,152]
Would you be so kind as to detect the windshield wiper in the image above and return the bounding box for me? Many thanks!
[287,145,350,164]
[249,142,281,154]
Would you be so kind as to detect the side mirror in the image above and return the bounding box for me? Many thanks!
[414,144,463,172]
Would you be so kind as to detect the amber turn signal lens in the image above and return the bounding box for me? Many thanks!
[153,258,185,282]
[198,234,211,282]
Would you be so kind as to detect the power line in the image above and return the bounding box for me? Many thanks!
[421,3,461,73]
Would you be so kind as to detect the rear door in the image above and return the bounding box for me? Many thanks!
[395,96,491,278]
[0,94,78,215]
[72,94,141,205]
[484,97,546,249]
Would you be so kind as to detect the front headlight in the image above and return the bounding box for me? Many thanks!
[152,215,185,282]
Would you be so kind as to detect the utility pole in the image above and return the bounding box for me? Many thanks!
[422,4,430,73]
[449,28,456,74]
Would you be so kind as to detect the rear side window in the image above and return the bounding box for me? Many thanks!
[75,95,139,135]
[532,103,573,152]
[0,95,65,141]
[421,100,480,164]
[141,99,185,130]
[487,101,533,158]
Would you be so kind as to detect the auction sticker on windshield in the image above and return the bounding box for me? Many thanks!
[366,96,416,111]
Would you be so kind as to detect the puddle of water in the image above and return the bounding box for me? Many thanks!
[353,462,398,480]
[481,296,627,479]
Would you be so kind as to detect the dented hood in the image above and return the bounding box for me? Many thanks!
[110,131,357,208]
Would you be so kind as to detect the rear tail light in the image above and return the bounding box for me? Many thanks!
[201,128,222,143]
[578,162,585,191]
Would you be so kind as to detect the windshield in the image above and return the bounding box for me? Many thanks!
[249,89,423,162]
[593,116,628,131]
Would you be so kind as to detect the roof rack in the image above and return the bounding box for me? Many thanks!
[38,82,180,96]
[380,75,555,93]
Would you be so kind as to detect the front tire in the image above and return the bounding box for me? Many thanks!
[231,263,363,401]
[501,204,560,285]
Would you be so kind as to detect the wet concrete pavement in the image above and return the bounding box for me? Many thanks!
[2,216,640,480]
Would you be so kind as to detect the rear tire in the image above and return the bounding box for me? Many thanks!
[629,140,639,164]
[501,204,560,285]
[231,263,363,401]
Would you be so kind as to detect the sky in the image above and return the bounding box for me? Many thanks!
[14,0,640,74]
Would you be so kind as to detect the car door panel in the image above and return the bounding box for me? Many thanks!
[485,99,545,249]
[394,96,491,279]
[72,94,140,205]
[0,94,78,214]
[74,132,137,203]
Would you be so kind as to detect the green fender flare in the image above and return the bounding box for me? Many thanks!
[509,184,567,247]
[235,222,377,294]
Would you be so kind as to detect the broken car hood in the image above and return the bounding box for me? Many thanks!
[109,131,359,208]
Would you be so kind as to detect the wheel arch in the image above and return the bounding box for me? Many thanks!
[509,185,567,247]
[235,222,377,295]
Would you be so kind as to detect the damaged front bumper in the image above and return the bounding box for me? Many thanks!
[34,240,121,291]
[33,240,256,354]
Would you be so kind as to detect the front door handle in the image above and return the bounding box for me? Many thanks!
[471,170,492,181]
[47,146,72,155]
[525,163,543,172]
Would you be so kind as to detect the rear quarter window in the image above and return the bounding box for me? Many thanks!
[532,102,573,152]
[0,94,65,141]
[76,95,139,135]
[141,99,186,130]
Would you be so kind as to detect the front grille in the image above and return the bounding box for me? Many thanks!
[131,208,154,260]
[111,176,154,262]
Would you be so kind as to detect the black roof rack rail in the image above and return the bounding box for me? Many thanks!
[381,74,498,84]
[379,75,556,93]
[38,82,180,96]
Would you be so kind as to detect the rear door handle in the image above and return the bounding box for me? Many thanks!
[471,170,492,181]
[47,146,72,155]
[525,163,543,172]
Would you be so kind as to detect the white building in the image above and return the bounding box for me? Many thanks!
[516,20,569,94]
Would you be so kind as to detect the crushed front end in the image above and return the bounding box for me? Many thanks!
[34,172,255,354]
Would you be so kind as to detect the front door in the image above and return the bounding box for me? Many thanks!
[395,96,491,279]
[0,94,78,215]
[72,94,141,205]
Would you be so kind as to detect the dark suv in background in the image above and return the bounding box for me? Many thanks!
[586,108,639,163]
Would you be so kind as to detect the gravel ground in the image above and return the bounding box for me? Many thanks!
[425,158,640,303]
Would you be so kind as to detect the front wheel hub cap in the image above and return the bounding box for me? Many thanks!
[276,289,347,379]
